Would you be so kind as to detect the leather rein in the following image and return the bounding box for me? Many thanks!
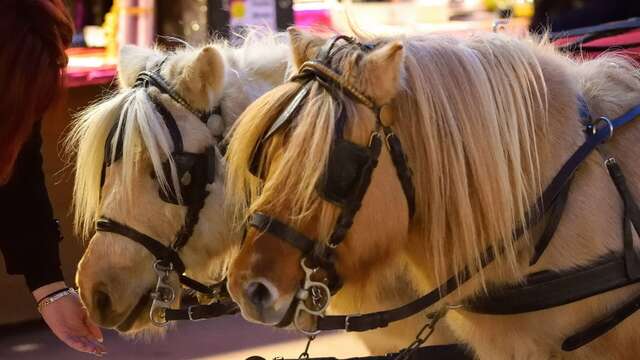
[95,58,238,326]
[246,35,640,353]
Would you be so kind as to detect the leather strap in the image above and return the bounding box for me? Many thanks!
[178,275,215,296]
[529,176,573,265]
[383,127,416,219]
[96,218,186,273]
[135,71,215,123]
[466,256,640,314]
[149,96,184,154]
[562,292,640,351]
[164,301,239,321]
[262,81,313,144]
[250,213,316,254]
[606,159,640,279]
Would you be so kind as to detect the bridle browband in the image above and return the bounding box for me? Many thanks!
[95,57,237,325]
[244,35,640,353]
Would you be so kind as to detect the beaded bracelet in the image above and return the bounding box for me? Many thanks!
[37,288,77,312]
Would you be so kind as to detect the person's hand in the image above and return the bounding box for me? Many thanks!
[33,282,106,355]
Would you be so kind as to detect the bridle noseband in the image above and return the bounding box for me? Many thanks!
[95,57,237,326]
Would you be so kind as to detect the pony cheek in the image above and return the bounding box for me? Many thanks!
[227,248,252,304]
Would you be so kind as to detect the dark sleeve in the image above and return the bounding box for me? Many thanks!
[0,122,64,291]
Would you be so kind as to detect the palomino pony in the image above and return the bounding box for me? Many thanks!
[226,28,640,359]
[66,34,290,334]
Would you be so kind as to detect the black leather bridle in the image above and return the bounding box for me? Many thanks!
[95,58,238,325]
[244,35,640,353]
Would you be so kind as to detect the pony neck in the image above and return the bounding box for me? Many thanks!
[402,51,635,302]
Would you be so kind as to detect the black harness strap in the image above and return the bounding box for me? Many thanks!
[250,212,316,254]
[135,70,219,124]
[529,176,573,265]
[466,256,640,314]
[462,107,640,350]
[383,127,416,219]
[562,292,640,351]
[96,218,186,274]
[164,300,239,321]
[607,159,640,279]
[149,96,184,153]
[163,284,239,322]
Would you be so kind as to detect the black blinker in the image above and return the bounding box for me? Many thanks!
[157,151,214,206]
[317,139,376,206]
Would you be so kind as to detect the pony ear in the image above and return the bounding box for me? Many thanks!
[288,27,325,69]
[361,41,405,104]
[174,45,226,106]
[118,45,158,87]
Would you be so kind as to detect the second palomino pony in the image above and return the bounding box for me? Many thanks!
[226,28,640,359]
[67,34,289,334]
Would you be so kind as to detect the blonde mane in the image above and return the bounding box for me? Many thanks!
[66,86,183,239]
[66,30,291,241]
[227,32,558,284]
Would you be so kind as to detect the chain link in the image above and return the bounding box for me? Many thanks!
[297,336,316,359]
[393,307,448,360]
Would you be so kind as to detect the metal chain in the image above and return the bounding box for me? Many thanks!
[298,336,316,360]
[393,307,448,360]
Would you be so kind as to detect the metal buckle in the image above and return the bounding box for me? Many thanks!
[293,259,331,336]
[368,131,381,148]
[344,314,360,331]
[187,305,205,321]
[590,116,614,139]
[604,157,618,168]
[149,260,176,327]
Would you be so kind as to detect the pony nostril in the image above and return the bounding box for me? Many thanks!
[94,289,112,318]
[246,280,275,308]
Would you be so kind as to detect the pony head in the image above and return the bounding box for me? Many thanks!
[226,29,412,326]
[227,29,552,330]
[69,43,235,334]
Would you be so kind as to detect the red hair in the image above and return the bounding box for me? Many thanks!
[0,0,73,185]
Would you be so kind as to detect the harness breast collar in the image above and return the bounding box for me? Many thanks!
[95,57,238,325]
[246,35,640,355]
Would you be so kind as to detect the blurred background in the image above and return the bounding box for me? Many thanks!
[1,0,638,359]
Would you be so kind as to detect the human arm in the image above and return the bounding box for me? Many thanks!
[0,123,104,355]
